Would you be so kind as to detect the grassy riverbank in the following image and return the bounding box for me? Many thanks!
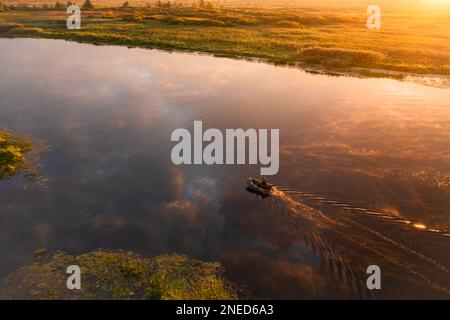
[1,6,449,77]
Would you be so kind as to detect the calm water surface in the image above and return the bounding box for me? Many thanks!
[1,38,450,299]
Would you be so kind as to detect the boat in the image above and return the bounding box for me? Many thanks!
[246,177,273,197]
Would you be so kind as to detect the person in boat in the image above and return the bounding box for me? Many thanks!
[260,177,270,189]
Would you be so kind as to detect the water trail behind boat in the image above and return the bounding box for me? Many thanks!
[270,186,450,296]
[266,186,369,298]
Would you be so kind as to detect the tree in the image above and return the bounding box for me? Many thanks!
[18,3,29,10]
[122,1,129,8]
[82,0,94,9]
[54,1,64,10]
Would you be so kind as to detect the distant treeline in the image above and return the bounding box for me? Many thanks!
[0,0,217,11]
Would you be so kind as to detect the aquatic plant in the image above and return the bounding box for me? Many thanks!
[0,249,238,300]
[0,129,32,180]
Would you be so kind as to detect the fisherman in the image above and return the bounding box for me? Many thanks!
[260,177,269,189]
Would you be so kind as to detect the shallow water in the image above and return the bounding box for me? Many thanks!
[1,38,449,299]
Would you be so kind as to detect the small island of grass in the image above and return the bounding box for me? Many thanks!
[0,129,32,180]
[0,249,239,300]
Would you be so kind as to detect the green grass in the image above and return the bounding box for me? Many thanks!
[0,249,239,300]
[0,129,32,180]
[0,6,450,76]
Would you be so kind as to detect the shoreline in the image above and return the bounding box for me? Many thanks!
[1,6,449,84]
[2,34,449,89]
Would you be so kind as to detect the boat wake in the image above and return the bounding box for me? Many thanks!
[265,186,450,297]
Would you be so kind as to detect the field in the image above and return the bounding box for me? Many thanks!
[0,5,450,76]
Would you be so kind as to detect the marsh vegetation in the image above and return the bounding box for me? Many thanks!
[0,4,449,77]
[1,249,238,299]
[0,129,31,180]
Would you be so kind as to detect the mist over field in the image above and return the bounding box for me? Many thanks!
[3,0,450,10]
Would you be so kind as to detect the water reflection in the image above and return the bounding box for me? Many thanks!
[0,38,449,299]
